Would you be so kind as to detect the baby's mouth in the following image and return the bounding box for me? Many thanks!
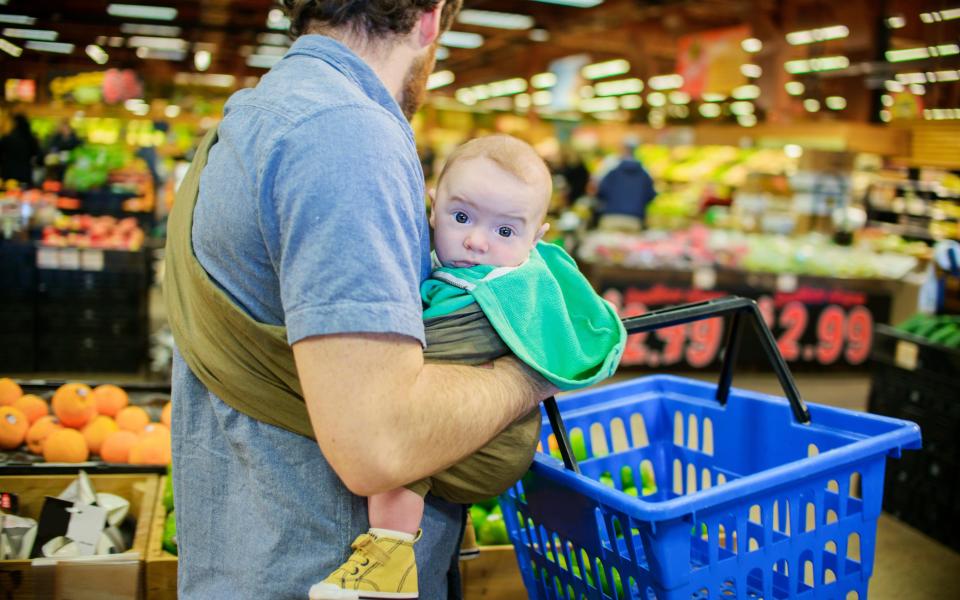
[451,260,478,268]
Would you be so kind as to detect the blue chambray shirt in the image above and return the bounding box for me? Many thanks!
[171,35,461,599]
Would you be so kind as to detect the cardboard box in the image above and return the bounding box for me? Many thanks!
[0,473,158,600]
[145,476,177,600]
[461,545,527,600]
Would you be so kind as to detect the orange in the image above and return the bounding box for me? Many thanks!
[0,378,22,406]
[91,384,128,417]
[0,406,29,449]
[42,428,89,463]
[26,416,62,454]
[140,422,170,439]
[115,406,150,433]
[100,430,138,463]
[129,433,171,465]
[161,401,172,428]
[51,383,96,429]
[13,394,49,424]
[82,415,119,455]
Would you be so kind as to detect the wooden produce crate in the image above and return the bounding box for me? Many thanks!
[0,473,158,600]
[145,475,177,600]
[461,544,527,600]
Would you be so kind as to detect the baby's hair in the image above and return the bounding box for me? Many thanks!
[437,134,552,209]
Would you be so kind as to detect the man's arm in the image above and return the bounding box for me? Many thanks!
[293,332,554,497]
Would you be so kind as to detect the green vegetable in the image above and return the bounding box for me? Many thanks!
[162,470,174,513]
[162,510,178,555]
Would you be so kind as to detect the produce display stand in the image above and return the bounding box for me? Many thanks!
[461,545,528,599]
[145,475,177,600]
[503,297,921,599]
[0,472,159,600]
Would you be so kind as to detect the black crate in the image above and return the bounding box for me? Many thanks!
[0,301,35,335]
[35,334,146,373]
[35,304,146,337]
[37,270,148,303]
[0,242,36,299]
[0,334,35,372]
[868,324,960,551]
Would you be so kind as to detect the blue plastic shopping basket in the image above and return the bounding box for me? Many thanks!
[500,297,922,600]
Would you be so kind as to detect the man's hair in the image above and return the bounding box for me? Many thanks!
[437,135,553,213]
[282,0,463,39]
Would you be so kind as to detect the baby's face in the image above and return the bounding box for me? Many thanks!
[430,156,549,268]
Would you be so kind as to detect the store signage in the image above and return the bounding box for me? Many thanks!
[676,25,750,98]
[4,78,35,102]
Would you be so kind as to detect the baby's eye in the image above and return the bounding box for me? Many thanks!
[454,211,469,224]
[497,226,514,238]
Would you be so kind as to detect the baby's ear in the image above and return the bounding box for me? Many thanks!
[428,188,437,228]
[534,222,550,243]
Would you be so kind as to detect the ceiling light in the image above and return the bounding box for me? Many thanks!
[737,114,758,127]
[936,70,960,81]
[136,47,184,61]
[803,98,821,112]
[440,31,483,48]
[515,94,531,110]
[194,50,211,71]
[594,78,643,96]
[165,105,181,118]
[455,88,477,105]
[885,80,905,92]
[825,96,847,110]
[741,64,762,78]
[0,37,22,56]
[784,144,803,158]
[580,96,619,113]
[646,92,666,107]
[881,94,893,107]
[257,33,289,46]
[2,28,57,41]
[457,9,533,30]
[529,0,603,7]
[86,44,108,65]
[886,16,906,29]
[669,91,691,104]
[921,8,960,22]
[886,44,960,62]
[786,25,849,45]
[0,14,35,25]
[427,70,454,90]
[741,38,763,53]
[529,29,549,42]
[472,85,490,100]
[124,99,145,110]
[732,84,760,100]
[730,101,755,115]
[531,72,556,89]
[895,72,926,84]
[435,46,449,60]
[247,54,282,69]
[582,59,630,80]
[909,83,925,95]
[699,103,721,118]
[488,78,527,97]
[648,74,684,90]
[266,9,290,31]
[120,23,181,37]
[174,73,235,88]
[880,109,892,122]
[785,81,805,95]
[784,56,849,74]
[620,94,642,109]
[128,36,187,51]
[107,4,177,21]
[532,90,552,106]
[25,40,73,54]
[108,37,123,47]
[702,93,727,102]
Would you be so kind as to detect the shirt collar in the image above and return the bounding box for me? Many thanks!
[284,34,407,124]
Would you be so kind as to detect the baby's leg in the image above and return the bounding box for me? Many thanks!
[368,488,425,536]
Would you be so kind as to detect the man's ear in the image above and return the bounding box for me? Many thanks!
[417,1,444,48]
[534,222,550,243]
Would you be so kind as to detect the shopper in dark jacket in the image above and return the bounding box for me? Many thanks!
[0,114,41,186]
[597,137,656,229]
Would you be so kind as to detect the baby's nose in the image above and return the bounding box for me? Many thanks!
[464,231,488,252]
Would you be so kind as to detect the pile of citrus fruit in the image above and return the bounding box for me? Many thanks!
[0,377,171,465]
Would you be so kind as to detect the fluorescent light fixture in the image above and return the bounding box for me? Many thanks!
[247,54,282,69]
[457,9,533,30]
[440,31,483,48]
[529,0,603,6]
[826,96,847,110]
[0,14,35,25]
[136,47,184,60]
[427,70,454,90]
[738,114,757,127]
[921,9,960,23]
[594,77,643,96]
[886,16,906,29]
[257,33,289,46]
[646,92,666,107]
[886,44,960,62]
[895,72,926,84]
[885,80,905,92]
[648,74,683,90]
[582,59,629,80]
[668,91,691,104]
[488,77,527,97]
[436,46,449,60]
[0,37,22,56]
[120,23,180,37]
[267,9,290,31]
[174,73,236,87]
[3,28,57,41]
[803,98,821,112]
[880,109,892,122]
[784,144,803,158]
[785,81,805,95]
[580,96,619,113]
[732,84,760,100]
[108,36,123,47]
[124,99,146,110]
[784,56,850,74]
[107,4,177,21]
[515,94,531,109]
[455,88,477,105]
[619,94,642,109]
[472,85,490,100]
[86,44,108,64]
[741,64,762,78]
[909,83,925,95]
[881,94,894,107]
[786,25,849,45]
[128,36,187,51]
[529,29,549,42]
[579,85,595,98]
[699,103,721,118]
[25,40,72,53]
[532,90,552,106]
[194,49,211,71]
[702,93,727,102]
[164,105,181,118]
[531,72,556,89]
[741,38,763,53]
[935,70,960,81]
[730,101,755,115]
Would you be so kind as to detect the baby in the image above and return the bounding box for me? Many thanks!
[311,135,624,600]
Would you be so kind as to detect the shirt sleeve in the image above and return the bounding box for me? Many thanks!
[259,106,427,346]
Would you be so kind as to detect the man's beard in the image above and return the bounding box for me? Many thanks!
[399,44,437,120]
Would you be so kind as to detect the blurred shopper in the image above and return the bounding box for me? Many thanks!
[44,118,81,182]
[596,136,656,231]
[0,113,41,187]
[561,147,590,205]
[163,1,553,599]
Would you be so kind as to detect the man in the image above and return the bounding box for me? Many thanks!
[596,136,657,231]
[163,1,554,598]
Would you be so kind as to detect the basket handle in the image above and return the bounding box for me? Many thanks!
[544,296,811,474]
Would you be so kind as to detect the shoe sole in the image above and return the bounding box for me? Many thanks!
[309,585,417,600]
[458,548,481,561]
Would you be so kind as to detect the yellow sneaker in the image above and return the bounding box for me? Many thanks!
[309,530,420,600]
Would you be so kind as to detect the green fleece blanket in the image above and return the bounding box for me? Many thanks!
[421,242,626,391]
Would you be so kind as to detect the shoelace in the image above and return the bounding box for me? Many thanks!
[343,534,392,575]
